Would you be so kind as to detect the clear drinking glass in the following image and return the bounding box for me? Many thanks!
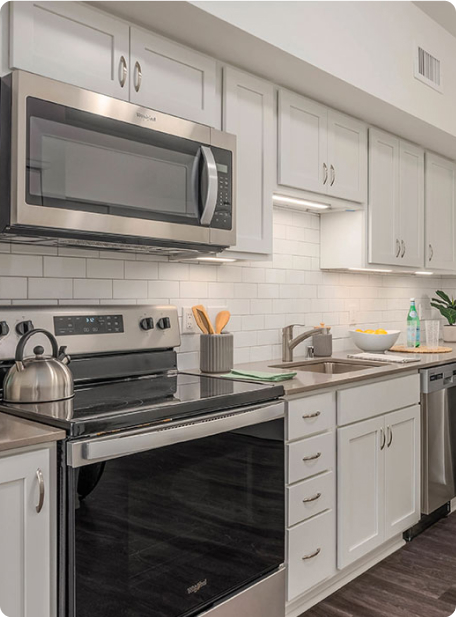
[425,320,440,349]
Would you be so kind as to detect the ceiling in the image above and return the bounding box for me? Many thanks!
[413,1,456,37]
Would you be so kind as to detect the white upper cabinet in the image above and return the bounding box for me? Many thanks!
[129,27,217,126]
[425,153,456,271]
[278,90,327,194]
[398,141,424,268]
[9,1,130,99]
[278,90,367,203]
[368,129,400,266]
[385,406,420,541]
[369,129,424,268]
[327,110,367,202]
[0,447,53,617]
[223,67,274,255]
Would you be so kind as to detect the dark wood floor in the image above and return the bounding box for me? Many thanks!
[302,513,456,617]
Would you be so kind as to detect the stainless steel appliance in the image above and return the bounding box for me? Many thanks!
[0,71,236,256]
[421,363,456,514]
[0,305,285,617]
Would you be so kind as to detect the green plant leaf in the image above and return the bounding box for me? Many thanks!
[431,304,456,325]
[435,290,452,306]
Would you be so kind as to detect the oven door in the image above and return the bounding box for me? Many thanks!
[8,70,235,248]
[66,402,285,617]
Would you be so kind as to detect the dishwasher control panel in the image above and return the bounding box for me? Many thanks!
[421,362,456,394]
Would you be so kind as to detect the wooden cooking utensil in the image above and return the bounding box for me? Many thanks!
[215,310,230,334]
[196,308,215,335]
[192,306,209,334]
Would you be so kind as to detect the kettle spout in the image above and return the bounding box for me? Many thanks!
[58,346,71,366]
[15,360,25,372]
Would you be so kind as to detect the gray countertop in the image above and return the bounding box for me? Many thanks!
[229,345,456,396]
[0,413,65,453]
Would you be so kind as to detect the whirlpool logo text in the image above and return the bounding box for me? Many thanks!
[187,579,208,595]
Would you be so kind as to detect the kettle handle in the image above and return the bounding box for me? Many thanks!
[15,329,60,363]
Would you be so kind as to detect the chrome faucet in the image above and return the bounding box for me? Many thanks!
[282,325,323,362]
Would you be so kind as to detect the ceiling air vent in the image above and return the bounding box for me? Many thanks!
[414,45,442,93]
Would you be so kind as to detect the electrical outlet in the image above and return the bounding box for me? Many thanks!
[182,307,198,335]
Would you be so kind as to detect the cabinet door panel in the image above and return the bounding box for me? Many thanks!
[10,1,130,99]
[385,405,420,540]
[425,153,456,271]
[337,416,385,569]
[278,90,327,193]
[223,67,274,255]
[130,27,217,126]
[399,142,424,268]
[0,448,51,617]
[368,129,400,266]
[327,110,367,203]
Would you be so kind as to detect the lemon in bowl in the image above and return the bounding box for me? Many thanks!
[350,329,400,352]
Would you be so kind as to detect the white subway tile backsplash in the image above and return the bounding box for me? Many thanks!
[0,254,43,277]
[74,279,112,299]
[29,278,73,299]
[113,280,148,299]
[88,259,125,279]
[148,281,180,299]
[180,282,208,298]
[124,260,158,280]
[44,257,86,278]
[0,277,27,299]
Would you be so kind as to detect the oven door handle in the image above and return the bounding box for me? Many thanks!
[67,401,284,467]
[200,146,218,226]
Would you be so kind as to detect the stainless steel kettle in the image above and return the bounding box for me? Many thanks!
[3,329,73,403]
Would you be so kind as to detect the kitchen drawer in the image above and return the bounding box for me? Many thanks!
[288,431,335,485]
[288,470,335,527]
[287,392,336,440]
[337,373,420,426]
[287,509,336,601]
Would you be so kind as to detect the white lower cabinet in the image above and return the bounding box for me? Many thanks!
[0,446,54,617]
[337,404,420,569]
[287,509,336,601]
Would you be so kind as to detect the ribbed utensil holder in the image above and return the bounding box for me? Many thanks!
[313,333,333,357]
[200,333,234,373]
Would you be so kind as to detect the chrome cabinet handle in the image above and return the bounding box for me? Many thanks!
[134,61,142,92]
[302,548,321,560]
[387,426,393,448]
[401,240,406,258]
[303,452,321,462]
[323,163,328,185]
[303,492,321,503]
[429,244,434,261]
[380,428,386,450]
[396,239,401,257]
[302,411,321,419]
[119,56,127,88]
[330,164,335,186]
[36,468,45,513]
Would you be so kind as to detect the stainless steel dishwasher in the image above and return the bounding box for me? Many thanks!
[421,363,456,514]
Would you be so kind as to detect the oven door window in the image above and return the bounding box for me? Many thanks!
[26,97,207,226]
[70,419,284,617]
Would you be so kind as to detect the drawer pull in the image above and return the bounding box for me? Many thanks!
[303,492,321,503]
[302,548,321,560]
[303,452,321,462]
[302,411,321,419]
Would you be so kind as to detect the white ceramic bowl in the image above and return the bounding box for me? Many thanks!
[349,330,400,353]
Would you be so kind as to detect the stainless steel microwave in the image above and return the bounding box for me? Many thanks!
[0,71,236,255]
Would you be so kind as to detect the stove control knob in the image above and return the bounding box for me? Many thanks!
[140,317,154,331]
[0,321,9,337]
[16,320,34,336]
[157,317,171,330]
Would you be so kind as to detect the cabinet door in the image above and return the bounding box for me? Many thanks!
[223,67,274,255]
[399,141,424,268]
[0,448,52,617]
[278,89,327,193]
[130,27,217,126]
[385,405,420,540]
[337,416,385,569]
[10,2,130,99]
[327,110,367,203]
[368,129,400,266]
[425,153,456,271]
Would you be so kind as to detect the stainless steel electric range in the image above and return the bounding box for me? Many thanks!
[0,305,286,617]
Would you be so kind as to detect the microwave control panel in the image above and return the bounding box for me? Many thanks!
[212,147,233,230]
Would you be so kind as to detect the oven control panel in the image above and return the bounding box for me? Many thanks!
[0,305,180,360]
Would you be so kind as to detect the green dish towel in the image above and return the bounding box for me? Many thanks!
[221,369,297,382]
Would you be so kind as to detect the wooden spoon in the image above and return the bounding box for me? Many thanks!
[215,310,231,334]
[196,308,215,335]
[192,306,209,334]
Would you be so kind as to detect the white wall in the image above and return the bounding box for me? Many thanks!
[192,1,456,139]
[0,208,449,369]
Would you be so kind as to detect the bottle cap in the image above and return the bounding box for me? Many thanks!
[410,298,415,302]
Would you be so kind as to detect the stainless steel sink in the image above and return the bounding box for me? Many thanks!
[270,358,384,374]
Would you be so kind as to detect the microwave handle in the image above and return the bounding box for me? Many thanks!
[200,146,218,226]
